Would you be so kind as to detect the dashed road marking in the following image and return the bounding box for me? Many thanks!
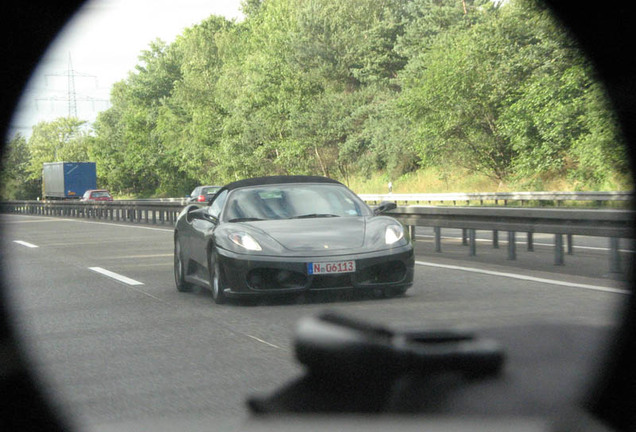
[13,240,39,248]
[89,266,144,286]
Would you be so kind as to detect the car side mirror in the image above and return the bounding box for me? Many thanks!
[186,206,217,224]
[374,201,397,215]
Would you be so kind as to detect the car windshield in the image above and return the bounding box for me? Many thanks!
[92,191,111,198]
[223,184,370,221]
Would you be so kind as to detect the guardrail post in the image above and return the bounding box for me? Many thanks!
[554,234,564,266]
[567,234,574,255]
[492,230,499,249]
[408,225,416,243]
[462,229,468,246]
[507,231,516,260]
[468,229,476,256]
[527,232,534,252]
[434,227,442,252]
[609,237,621,274]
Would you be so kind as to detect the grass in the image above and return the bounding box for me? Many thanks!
[106,168,632,205]
[344,167,632,195]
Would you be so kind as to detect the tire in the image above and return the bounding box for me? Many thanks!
[210,257,227,305]
[174,238,192,292]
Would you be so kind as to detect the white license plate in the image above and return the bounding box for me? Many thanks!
[307,260,356,275]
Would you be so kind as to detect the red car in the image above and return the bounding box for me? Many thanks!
[80,189,114,202]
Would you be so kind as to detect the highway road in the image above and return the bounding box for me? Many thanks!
[0,214,631,431]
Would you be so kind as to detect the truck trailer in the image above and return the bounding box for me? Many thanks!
[42,162,97,199]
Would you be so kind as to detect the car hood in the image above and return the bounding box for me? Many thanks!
[241,217,366,252]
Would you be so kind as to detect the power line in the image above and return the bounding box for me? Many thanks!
[39,52,108,118]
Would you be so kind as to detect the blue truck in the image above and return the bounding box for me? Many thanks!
[42,162,97,200]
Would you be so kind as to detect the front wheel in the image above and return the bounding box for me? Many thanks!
[210,257,227,305]
[174,238,192,292]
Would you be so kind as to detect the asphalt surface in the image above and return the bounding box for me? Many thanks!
[0,214,631,431]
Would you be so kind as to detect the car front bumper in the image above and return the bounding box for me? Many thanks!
[216,245,414,298]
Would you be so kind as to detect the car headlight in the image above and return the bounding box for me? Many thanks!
[229,232,262,251]
[385,224,404,245]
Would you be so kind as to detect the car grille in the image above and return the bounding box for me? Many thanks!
[247,268,307,290]
[356,261,407,285]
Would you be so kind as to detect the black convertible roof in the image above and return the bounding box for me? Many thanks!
[222,175,343,191]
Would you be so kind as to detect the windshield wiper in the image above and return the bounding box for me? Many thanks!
[227,217,265,222]
[293,213,340,219]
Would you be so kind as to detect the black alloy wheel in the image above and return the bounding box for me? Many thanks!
[210,256,227,305]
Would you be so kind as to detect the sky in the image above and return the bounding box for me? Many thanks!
[8,0,244,139]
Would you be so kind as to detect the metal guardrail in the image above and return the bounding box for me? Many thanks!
[359,191,634,205]
[0,200,187,225]
[1,199,633,274]
[105,191,634,206]
[388,206,634,272]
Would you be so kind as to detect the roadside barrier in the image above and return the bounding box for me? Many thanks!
[1,198,633,275]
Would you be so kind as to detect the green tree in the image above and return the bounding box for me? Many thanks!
[26,117,91,181]
[1,134,40,199]
[93,39,186,195]
[77,0,628,193]
[156,16,235,188]
[397,0,614,185]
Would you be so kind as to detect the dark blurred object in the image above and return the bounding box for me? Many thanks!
[1,3,85,431]
[293,312,504,380]
[543,4,636,431]
[249,311,505,414]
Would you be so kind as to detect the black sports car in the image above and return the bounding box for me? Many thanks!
[173,176,414,303]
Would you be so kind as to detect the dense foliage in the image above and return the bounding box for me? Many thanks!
[1,0,630,198]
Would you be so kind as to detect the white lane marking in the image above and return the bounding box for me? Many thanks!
[89,267,144,286]
[245,334,281,349]
[13,240,39,248]
[89,267,172,304]
[415,261,631,295]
